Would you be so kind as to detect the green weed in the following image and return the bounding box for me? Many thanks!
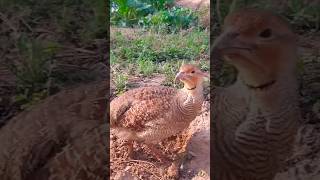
[111,0,199,32]
[137,59,156,76]
[114,73,129,94]
[11,36,59,109]
[111,0,174,27]
[214,0,320,30]
[286,0,320,30]
[142,7,198,32]
[161,61,183,87]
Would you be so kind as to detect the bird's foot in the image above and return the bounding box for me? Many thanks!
[146,144,171,164]
[166,151,192,179]
[174,151,190,166]
[167,161,180,179]
[120,140,134,158]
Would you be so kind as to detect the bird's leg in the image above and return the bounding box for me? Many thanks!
[127,140,134,157]
[121,140,134,158]
[176,150,195,168]
[171,135,194,171]
[146,143,170,163]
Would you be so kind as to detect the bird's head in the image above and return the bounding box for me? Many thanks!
[212,8,297,89]
[175,64,209,91]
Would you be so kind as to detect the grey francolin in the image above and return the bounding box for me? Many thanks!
[110,64,208,161]
[212,9,301,180]
[0,80,107,180]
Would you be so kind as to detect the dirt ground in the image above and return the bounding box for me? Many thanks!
[110,75,210,180]
[175,0,209,10]
[175,0,210,28]
[273,33,320,180]
[110,31,320,179]
[110,2,319,179]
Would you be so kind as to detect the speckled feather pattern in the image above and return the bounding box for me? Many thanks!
[0,80,107,180]
[111,85,203,144]
[111,86,177,130]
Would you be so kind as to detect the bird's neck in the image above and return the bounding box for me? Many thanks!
[183,83,204,99]
[235,72,299,111]
[180,83,204,113]
[176,85,204,122]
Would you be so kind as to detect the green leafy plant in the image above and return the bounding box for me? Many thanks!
[114,73,129,94]
[142,7,198,32]
[161,61,183,87]
[1,0,108,112]
[137,58,156,76]
[111,0,198,32]
[214,0,320,31]
[285,0,320,30]
[111,0,156,26]
[12,36,59,108]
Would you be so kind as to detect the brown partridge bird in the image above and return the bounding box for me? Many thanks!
[212,9,300,180]
[0,80,107,180]
[110,64,208,161]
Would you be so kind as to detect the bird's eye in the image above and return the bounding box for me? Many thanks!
[191,71,195,73]
[259,28,272,38]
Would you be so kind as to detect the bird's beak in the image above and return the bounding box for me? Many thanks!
[211,30,253,56]
[175,71,186,83]
[212,31,234,51]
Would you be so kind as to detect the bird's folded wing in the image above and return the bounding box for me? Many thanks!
[118,97,174,131]
[110,86,178,131]
[0,80,107,179]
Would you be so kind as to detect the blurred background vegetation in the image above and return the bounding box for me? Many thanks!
[212,0,320,32]
[211,0,320,85]
[111,0,199,32]
[110,0,210,95]
[0,0,107,125]
[0,0,318,125]
[212,0,320,123]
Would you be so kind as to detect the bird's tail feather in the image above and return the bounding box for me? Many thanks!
[113,127,137,141]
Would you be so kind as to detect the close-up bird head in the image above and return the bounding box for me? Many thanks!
[212,8,298,88]
[175,64,209,90]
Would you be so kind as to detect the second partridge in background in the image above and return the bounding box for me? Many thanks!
[212,8,301,180]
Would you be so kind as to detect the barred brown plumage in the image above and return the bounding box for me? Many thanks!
[212,9,300,180]
[0,80,107,180]
[110,64,208,161]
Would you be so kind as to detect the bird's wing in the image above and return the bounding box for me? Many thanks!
[110,86,177,131]
[0,80,107,179]
[36,124,107,180]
